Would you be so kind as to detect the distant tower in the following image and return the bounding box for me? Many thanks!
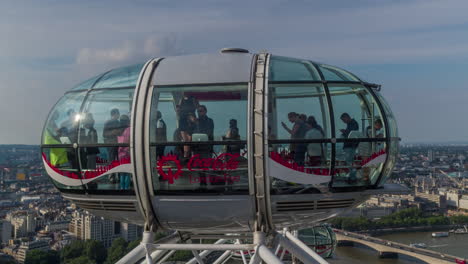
[459,155,465,171]
[0,169,4,190]
[428,149,434,162]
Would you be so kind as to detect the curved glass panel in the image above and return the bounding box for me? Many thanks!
[318,64,360,82]
[374,91,398,138]
[78,146,134,194]
[268,58,391,190]
[93,63,144,89]
[42,92,86,145]
[299,225,336,258]
[70,74,104,91]
[42,147,84,191]
[379,139,398,185]
[330,84,387,139]
[79,89,134,144]
[266,83,332,193]
[76,89,135,193]
[329,84,387,187]
[374,91,399,186]
[150,84,249,194]
[269,56,321,82]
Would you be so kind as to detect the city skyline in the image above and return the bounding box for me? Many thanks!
[1,0,468,144]
[2,144,468,263]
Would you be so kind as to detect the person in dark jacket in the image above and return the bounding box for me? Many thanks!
[193,105,214,156]
[103,108,121,162]
[223,119,241,155]
[83,113,99,169]
[340,112,359,148]
[340,112,359,183]
[179,95,199,158]
[281,112,308,165]
[155,110,167,158]
[194,105,214,140]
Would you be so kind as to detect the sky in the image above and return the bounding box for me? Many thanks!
[1,0,468,144]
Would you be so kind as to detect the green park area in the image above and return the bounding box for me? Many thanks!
[330,208,468,232]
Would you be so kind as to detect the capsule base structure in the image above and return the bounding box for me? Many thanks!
[42,49,404,236]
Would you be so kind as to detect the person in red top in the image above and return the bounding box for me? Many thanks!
[118,115,131,190]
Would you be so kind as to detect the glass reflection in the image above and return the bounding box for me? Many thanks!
[42,92,86,145]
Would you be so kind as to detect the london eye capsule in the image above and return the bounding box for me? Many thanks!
[41,49,400,233]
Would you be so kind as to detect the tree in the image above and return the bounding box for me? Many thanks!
[328,218,344,229]
[61,240,85,262]
[450,215,468,224]
[168,250,193,261]
[154,232,167,241]
[84,240,107,264]
[67,255,95,264]
[126,239,141,252]
[105,238,128,264]
[25,250,60,264]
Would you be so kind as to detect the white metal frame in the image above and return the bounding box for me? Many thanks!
[116,229,329,264]
[252,53,273,232]
[132,58,164,231]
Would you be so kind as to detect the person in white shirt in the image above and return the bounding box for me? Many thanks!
[155,111,167,158]
[305,116,325,166]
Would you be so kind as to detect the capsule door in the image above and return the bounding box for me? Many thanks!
[147,82,254,232]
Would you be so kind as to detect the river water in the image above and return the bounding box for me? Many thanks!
[328,230,468,263]
[222,230,467,264]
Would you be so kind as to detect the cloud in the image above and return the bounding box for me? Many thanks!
[280,0,468,35]
[143,34,182,57]
[76,35,183,65]
[76,41,134,64]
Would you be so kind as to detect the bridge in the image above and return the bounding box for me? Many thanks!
[334,229,466,264]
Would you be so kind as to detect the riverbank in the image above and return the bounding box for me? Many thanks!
[328,229,468,264]
[379,230,468,260]
[330,208,468,233]
[358,224,460,236]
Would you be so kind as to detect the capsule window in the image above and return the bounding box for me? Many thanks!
[79,89,134,144]
[267,83,332,193]
[75,89,135,194]
[149,84,249,194]
[329,85,387,187]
